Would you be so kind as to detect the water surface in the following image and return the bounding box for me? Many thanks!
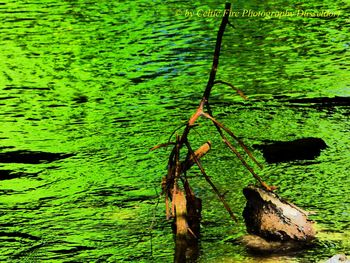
[0,0,349,262]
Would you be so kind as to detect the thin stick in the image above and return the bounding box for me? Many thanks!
[168,122,187,144]
[213,80,248,100]
[171,3,231,147]
[203,113,270,190]
[202,3,231,101]
[204,104,274,190]
[149,142,175,151]
[175,135,181,181]
[184,140,237,222]
[201,112,263,169]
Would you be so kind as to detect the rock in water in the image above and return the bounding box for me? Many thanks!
[242,186,316,247]
[325,254,350,263]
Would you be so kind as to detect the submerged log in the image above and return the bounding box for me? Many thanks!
[242,185,316,252]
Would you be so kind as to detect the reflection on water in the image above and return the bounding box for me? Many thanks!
[0,0,349,262]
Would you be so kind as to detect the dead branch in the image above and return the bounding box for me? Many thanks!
[152,4,281,262]
[184,140,237,222]
[181,141,211,172]
[213,80,248,100]
[156,7,277,256]
[201,112,263,169]
[150,142,175,151]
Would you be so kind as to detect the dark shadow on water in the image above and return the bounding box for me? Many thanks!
[0,150,74,164]
[0,231,40,241]
[285,96,350,107]
[253,137,327,163]
[0,170,40,180]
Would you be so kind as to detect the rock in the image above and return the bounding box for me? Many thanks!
[325,254,350,263]
[254,137,327,163]
[243,186,316,244]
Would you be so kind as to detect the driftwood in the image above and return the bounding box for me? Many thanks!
[153,2,274,230]
[152,3,277,262]
[150,2,330,260]
[242,185,316,252]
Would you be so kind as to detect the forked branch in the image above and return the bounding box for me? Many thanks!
[156,3,275,227]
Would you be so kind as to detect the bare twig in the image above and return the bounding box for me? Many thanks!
[168,122,187,145]
[184,140,237,222]
[228,20,236,30]
[202,3,232,101]
[160,3,276,232]
[150,142,175,151]
[213,80,248,100]
[200,112,263,169]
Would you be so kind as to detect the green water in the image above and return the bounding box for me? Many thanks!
[0,0,349,262]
